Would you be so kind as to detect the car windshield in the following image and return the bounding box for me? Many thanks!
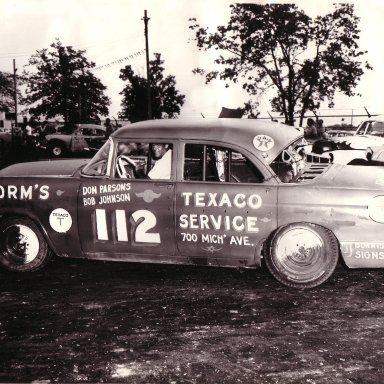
[81,140,111,176]
[270,138,307,183]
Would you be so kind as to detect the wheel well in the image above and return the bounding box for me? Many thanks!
[48,139,66,148]
[0,213,56,256]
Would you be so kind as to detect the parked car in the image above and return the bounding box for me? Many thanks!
[2,119,384,289]
[41,123,107,157]
[305,116,384,164]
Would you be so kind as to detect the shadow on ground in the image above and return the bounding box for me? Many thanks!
[0,258,384,383]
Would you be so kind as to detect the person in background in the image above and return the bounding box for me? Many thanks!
[316,119,325,139]
[304,118,317,140]
[104,118,115,137]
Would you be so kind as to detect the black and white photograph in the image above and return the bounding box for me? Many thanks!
[1,0,384,382]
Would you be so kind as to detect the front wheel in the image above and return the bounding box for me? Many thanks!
[0,217,52,272]
[264,223,339,289]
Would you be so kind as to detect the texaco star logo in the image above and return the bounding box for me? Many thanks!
[253,135,275,152]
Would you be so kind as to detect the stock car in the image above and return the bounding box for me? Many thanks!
[2,119,384,289]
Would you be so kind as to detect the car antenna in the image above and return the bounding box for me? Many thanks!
[268,112,277,122]
[200,113,205,118]
[364,106,372,118]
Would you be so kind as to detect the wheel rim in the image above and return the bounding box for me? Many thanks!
[52,146,62,156]
[2,224,40,264]
[273,227,327,282]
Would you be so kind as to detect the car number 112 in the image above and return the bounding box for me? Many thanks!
[94,208,161,244]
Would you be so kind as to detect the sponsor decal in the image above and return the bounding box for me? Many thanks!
[136,190,161,203]
[81,182,132,206]
[49,208,72,233]
[253,135,275,152]
[94,208,161,244]
[0,184,49,200]
[178,192,266,248]
[202,245,222,254]
[341,241,384,260]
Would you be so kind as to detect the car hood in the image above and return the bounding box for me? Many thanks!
[315,163,384,190]
[0,158,89,177]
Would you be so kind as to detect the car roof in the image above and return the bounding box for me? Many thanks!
[112,118,303,163]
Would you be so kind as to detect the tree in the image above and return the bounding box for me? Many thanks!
[189,4,371,126]
[119,53,185,122]
[23,39,110,124]
[0,71,16,112]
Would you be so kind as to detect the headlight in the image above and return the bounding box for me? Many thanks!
[368,196,384,223]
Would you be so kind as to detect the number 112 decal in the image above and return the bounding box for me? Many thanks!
[95,208,161,244]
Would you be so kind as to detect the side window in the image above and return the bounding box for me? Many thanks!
[184,144,264,183]
[115,142,148,179]
[79,128,93,136]
[95,129,106,137]
[115,142,173,180]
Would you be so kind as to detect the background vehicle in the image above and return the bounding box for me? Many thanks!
[304,116,384,164]
[41,123,107,157]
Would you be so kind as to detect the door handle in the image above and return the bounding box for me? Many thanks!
[154,182,173,189]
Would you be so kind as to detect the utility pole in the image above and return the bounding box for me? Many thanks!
[13,59,18,141]
[143,10,152,119]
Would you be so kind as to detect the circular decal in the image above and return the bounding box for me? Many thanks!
[253,135,275,152]
[368,196,384,223]
[49,208,72,233]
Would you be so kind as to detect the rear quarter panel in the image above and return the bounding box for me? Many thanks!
[0,177,82,258]
[277,184,384,268]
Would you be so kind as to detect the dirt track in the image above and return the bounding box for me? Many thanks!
[1,258,384,383]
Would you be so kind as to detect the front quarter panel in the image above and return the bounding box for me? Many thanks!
[0,177,83,258]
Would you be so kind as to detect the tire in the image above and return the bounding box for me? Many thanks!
[0,217,52,272]
[264,223,339,289]
[48,141,65,157]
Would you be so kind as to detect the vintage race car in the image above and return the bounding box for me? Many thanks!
[1,118,384,289]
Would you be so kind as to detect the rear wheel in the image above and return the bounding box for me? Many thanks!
[48,141,65,157]
[0,217,52,272]
[264,223,339,289]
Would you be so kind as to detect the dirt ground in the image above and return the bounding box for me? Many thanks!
[1,258,384,383]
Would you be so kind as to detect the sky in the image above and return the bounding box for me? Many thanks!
[0,0,383,126]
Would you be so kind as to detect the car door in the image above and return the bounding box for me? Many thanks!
[175,143,277,264]
[71,128,91,152]
[77,140,176,260]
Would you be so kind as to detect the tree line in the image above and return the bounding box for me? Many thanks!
[0,4,371,126]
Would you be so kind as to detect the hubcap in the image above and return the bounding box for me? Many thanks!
[53,146,62,156]
[3,224,40,264]
[274,227,326,282]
